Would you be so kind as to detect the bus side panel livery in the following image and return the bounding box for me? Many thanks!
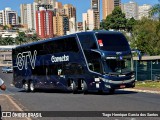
[12,31,135,94]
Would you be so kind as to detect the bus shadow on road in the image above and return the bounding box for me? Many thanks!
[18,89,72,94]
[18,89,137,95]
[82,90,137,95]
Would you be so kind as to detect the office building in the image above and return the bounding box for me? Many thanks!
[33,0,55,30]
[82,13,88,31]
[63,4,76,32]
[20,4,34,30]
[102,0,121,19]
[53,13,69,36]
[0,11,3,25]
[82,9,94,31]
[122,1,138,20]
[114,0,121,6]
[138,4,151,20]
[34,0,56,8]
[0,7,18,26]
[36,7,53,38]
[63,4,76,19]
[91,0,100,29]
[55,2,63,9]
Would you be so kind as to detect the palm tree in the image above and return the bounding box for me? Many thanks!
[149,2,160,21]
[149,2,160,35]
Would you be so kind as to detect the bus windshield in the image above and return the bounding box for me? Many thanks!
[96,33,130,51]
[104,55,133,74]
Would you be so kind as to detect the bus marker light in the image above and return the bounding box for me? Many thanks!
[96,83,99,88]
[98,39,103,46]
[95,78,100,82]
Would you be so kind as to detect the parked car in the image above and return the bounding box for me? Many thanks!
[2,66,13,73]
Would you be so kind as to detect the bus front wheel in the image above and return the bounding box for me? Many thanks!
[108,89,115,94]
[82,80,88,94]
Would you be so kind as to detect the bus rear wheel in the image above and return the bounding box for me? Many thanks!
[23,82,30,92]
[71,81,77,94]
[29,81,35,92]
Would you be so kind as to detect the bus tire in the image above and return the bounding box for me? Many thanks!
[71,80,77,94]
[108,89,115,94]
[98,90,103,94]
[29,81,35,92]
[82,80,88,94]
[23,82,30,92]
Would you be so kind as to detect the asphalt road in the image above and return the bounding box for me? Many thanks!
[0,67,160,120]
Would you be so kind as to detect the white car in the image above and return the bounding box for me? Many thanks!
[2,66,13,73]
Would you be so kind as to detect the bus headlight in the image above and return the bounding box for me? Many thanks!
[105,84,111,88]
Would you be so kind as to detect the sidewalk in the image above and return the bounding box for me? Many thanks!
[0,94,31,120]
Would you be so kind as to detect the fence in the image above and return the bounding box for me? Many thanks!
[134,56,160,81]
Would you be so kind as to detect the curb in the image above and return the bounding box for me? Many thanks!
[123,88,160,94]
[0,94,32,120]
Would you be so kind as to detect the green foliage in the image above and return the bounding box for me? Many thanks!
[26,33,40,42]
[3,25,9,30]
[126,17,136,32]
[131,18,160,55]
[100,20,106,30]
[0,37,15,45]
[105,7,127,30]
[149,3,160,21]
[136,81,160,89]
[15,32,27,45]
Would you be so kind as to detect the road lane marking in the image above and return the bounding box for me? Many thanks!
[4,94,32,120]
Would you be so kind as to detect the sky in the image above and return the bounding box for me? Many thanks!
[0,0,159,21]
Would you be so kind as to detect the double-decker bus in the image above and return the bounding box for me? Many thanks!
[12,31,135,94]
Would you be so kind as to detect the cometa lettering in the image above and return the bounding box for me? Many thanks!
[51,55,69,63]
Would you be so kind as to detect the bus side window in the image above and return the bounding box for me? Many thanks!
[63,63,84,75]
[88,59,102,74]
[78,34,97,50]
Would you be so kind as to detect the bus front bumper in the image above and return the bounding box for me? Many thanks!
[103,78,135,90]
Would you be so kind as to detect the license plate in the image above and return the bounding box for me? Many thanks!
[120,85,125,88]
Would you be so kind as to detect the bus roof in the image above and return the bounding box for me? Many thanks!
[14,30,123,49]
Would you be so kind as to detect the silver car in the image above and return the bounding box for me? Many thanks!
[2,66,13,73]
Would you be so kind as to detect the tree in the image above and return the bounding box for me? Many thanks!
[100,19,106,30]
[3,37,14,45]
[149,2,160,21]
[26,33,40,42]
[0,37,14,45]
[126,17,136,32]
[149,2,160,37]
[3,25,9,30]
[15,32,27,45]
[131,18,160,55]
[105,7,127,30]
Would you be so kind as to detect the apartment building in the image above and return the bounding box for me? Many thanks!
[20,4,34,30]
[91,0,100,29]
[0,8,18,26]
[122,1,138,20]
[102,0,121,19]
[138,4,151,19]
[36,7,53,38]
[53,13,69,36]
